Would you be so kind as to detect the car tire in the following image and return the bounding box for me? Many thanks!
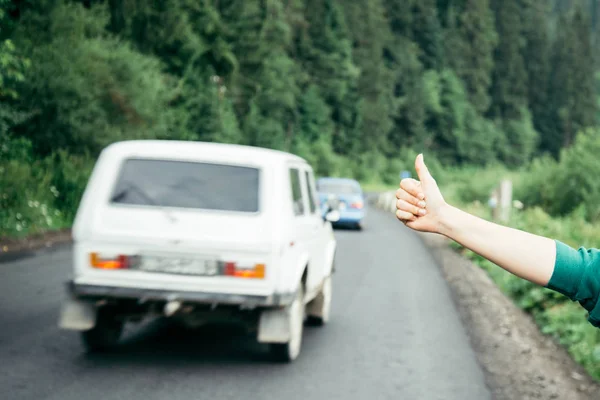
[81,307,124,353]
[306,275,332,327]
[270,285,305,362]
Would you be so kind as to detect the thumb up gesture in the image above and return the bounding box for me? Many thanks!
[396,154,448,234]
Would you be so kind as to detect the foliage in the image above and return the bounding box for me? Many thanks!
[522,0,552,143]
[444,0,497,114]
[495,109,539,167]
[0,39,29,99]
[488,0,528,121]
[11,2,186,157]
[544,6,597,157]
[0,135,68,237]
[0,0,599,239]
[515,128,600,222]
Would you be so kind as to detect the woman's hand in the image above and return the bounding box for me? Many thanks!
[395,154,449,234]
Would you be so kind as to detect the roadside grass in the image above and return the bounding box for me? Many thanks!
[360,181,397,193]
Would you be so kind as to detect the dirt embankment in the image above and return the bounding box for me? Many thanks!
[0,229,72,262]
[420,232,600,400]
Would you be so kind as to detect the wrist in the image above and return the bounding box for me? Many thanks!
[436,203,461,238]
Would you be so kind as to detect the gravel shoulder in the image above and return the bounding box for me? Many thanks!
[0,229,72,263]
[419,232,600,400]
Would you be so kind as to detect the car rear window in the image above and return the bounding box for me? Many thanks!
[316,181,361,195]
[110,158,260,212]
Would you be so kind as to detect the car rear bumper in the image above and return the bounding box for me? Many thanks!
[66,280,295,308]
[335,210,364,223]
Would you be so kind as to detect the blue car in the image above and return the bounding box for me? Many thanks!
[316,177,366,230]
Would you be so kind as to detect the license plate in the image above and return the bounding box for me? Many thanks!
[136,255,218,276]
[338,202,347,210]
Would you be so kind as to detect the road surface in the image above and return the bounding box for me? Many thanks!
[0,208,490,400]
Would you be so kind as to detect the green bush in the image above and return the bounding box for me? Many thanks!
[495,109,539,167]
[0,135,67,237]
[47,150,95,221]
[514,128,600,222]
[438,164,511,206]
[294,137,341,177]
[556,128,600,222]
[513,154,558,210]
[383,158,408,185]
[352,151,388,183]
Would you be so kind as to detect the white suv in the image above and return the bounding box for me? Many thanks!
[59,140,338,362]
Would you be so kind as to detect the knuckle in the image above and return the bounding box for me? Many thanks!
[398,199,418,214]
[405,193,418,205]
[398,192,409,203]
[397,199,407,210]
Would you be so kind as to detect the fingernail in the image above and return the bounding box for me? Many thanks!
[419,209,427,216]
[418,201,426,208]
[418,193,425,200]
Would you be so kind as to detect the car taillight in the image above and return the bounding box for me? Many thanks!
[90,253,130,270]
[350,201,364,209]
[221,262,265,279]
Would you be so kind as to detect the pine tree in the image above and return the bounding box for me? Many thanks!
[427,69,499,165]
[546,7,597,156]
[445,0,497,114]
[299,0,357,104]
[521,0,552,149]
[384,0,432,153]
[570,6,597,139]
[220,0,266,116]
[437,0,465,27]
[297,85,334,144]
[386,0,444,70]
[488,0,528,120]
[338,0,394,153]
[180,72,242,144]
[296,0,361,155]
[410,0,444,70]
[386,38,429,151]
[232,0,300,149]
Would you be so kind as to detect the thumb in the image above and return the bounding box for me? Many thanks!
[415,154,434,183]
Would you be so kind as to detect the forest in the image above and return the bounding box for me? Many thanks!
[0,0,599,221]
[1,0,599,236]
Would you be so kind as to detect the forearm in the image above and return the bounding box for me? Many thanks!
[438,205,556,286]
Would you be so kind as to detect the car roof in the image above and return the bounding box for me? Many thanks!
[101,140,308,165]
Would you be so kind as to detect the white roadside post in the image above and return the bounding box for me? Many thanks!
[491,179,512,223]
[498,179,513,223]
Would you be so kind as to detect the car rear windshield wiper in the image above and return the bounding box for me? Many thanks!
[111,182,178,223]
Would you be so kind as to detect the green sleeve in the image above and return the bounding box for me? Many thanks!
[546,240,600,327]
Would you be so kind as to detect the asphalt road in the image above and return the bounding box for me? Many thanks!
[0,208,491,400]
